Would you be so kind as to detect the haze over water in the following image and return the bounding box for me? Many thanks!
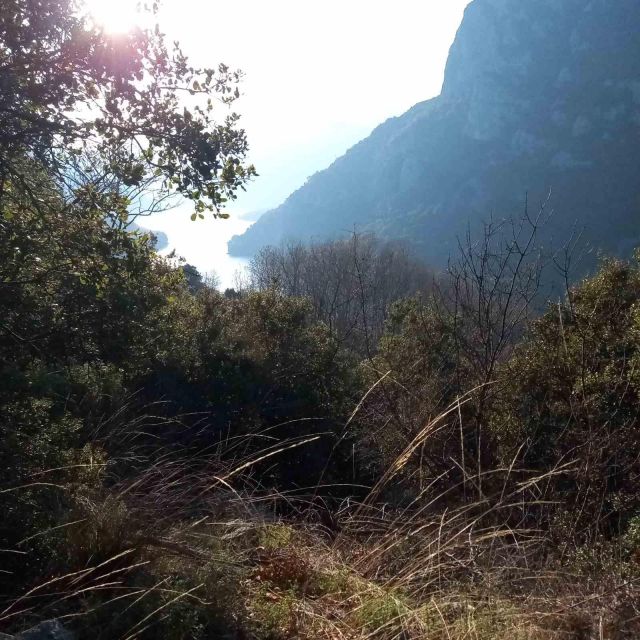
[146,209,252,290]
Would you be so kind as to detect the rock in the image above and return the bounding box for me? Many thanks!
[5,620,76,640]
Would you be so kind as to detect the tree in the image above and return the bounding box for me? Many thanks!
[0,0,256,216]
[435,208,549,491]
[0,170,187,591]
[0,173,182,370]
[248,234,434,355]
[354,206,552,497]
[136,286,360,488]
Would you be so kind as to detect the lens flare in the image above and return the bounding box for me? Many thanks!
[83,0,142,33]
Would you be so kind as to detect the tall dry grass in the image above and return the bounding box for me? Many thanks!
[2,397,640,639]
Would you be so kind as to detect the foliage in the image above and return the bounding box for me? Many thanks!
[109,280,362,487]
[0,0,256,215]
[0,181,181,369]
[491,255,640,540]
[354,297,460,488]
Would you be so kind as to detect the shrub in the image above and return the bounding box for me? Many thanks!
[491,256,640,540]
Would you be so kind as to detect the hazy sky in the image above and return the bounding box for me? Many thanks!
[155,0,471,213]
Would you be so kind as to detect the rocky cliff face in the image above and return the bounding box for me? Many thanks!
[229,0,640,265]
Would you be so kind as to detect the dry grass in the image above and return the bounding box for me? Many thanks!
[2,406,640,639]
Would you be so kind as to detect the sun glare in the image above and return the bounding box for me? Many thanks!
[84,0,143,33]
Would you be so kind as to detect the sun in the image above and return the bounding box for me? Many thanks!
[83,0,144,33]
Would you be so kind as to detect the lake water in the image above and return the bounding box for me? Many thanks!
[145,209,253,290]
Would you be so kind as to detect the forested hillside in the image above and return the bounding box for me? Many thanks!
[229,0,640,267]
[2,1,640,639]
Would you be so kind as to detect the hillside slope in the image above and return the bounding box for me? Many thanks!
[229,0,640,264]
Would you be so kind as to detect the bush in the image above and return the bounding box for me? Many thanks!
[491,255,640,540]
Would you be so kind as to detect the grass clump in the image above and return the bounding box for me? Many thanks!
[248,586,304,639]
[351,586,413,635]
[259,523,296,550]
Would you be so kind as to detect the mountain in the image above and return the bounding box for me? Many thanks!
[131,222,169,251]
[228,0,640,265]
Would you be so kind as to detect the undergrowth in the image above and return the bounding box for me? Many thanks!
[2,440,639,640]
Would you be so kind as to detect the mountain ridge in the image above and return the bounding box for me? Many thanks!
[229,0,640,264]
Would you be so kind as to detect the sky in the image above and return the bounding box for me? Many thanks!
[87,0,471,286]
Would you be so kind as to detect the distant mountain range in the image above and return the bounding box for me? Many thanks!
[229,0,640,267]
